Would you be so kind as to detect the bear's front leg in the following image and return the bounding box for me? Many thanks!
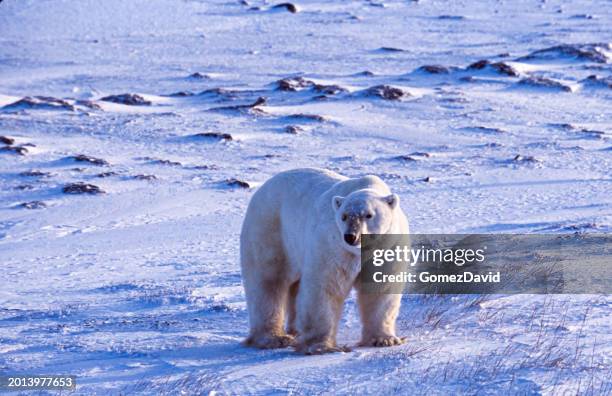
[357,292,405,347]
[294,286,350,355]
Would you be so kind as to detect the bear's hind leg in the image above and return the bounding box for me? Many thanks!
[244,277,294,349]
[241,235,294,349]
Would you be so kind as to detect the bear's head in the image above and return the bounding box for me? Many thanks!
[332,189,399,251]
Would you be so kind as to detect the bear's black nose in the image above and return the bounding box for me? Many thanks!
[344,233,359,245]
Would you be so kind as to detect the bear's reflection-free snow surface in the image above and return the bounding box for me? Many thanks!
[0,0,611,394]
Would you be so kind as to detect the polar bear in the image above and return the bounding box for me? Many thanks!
[240,168,409,354]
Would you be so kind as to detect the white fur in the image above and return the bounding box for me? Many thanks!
[240,168,409,354]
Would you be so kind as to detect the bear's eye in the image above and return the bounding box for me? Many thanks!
[342,214,347,222]
[365,213,373,219]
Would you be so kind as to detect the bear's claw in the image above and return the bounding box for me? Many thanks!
[360,335,405,347]
[244,334,295,349]
[294,342,352,355]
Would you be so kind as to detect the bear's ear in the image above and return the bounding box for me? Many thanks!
[384,194,399,210]
[332,196,344,211]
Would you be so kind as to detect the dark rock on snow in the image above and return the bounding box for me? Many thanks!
[313,84,347,95]
[285,113,328,122]
[76,100,103,110]
[513,154,539,163]
[366,85,408,100]
[210,97,266,113]
[393,155,418,162]
[225,178,251,188]
[100,94,152,106]
[271,3,299,13]
[189,72,209,79]
[70,154,109,166]
[198,87,239,99]
[518,43,611,64]
[0,135,15,145]
[284,125,304,134]
[277,77,347,95]
[2,96,75,111]
[151,159,182,166]
[133,174,158,181]
[63,182,105,195]
[517,77,573,92]
[467,60,520,77]
[467,126,507,134]
[438,15,464,20]
[168,91,195,97]
[193,132,233,141]
[277,77,314,91]
[418,65,457,74]
[96,171,118,178]
[20,170,51,177]
[191,164,219,170]
[377,47,407,53]
[1,145,28,155]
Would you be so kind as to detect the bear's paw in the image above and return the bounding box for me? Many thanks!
[294,341,352,355]
[360,335,406,347]
[244,333,295,349]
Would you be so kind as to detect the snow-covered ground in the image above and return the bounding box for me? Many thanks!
[0,0,611,394]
